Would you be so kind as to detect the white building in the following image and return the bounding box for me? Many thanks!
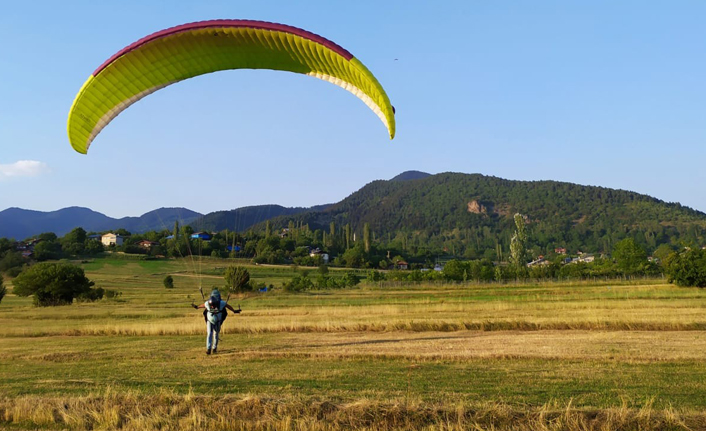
[101,233,124,246]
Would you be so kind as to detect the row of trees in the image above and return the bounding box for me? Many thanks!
[0,224,670,277]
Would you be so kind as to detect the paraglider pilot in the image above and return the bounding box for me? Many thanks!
[192,290,240,355]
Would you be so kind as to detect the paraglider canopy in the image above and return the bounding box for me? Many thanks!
[67,19,396,154]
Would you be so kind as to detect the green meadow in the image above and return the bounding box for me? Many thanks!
[2,256,706,430]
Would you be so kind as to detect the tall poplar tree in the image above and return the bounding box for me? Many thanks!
[510,213,529,278]
[344,224,351,249]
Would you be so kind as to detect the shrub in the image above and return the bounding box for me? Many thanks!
[316,274,340,289]
[104,289,121,299]
[341,272,361,287]
[283,274,313,292]
[163,275,174,289]
[366,270,385,282]
[77,287,105,302]
[224,266,251,293]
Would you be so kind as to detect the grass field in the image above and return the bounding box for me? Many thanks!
[2,257,706,430]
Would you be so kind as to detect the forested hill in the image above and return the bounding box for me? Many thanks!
[198,204,332,232]
[262,172,706,256]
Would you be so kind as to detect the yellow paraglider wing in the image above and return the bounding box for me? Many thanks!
[68,20,395,154]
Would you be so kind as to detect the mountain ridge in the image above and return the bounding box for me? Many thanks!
[0,207,202,240]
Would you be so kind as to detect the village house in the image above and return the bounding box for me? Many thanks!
[101,233,124,247]
[138,240,159,249]
[566,254,595,264]
[396,260,409,270]
[554,247,567,255]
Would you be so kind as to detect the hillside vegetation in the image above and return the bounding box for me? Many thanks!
[264,172,706,257]
[198,204,331,233]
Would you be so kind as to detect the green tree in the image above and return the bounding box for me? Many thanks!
[443,259,470,281]
[509,213,529,278]
[363,223,371,253]
[62,227,87,245]
[345,224,352,249]
[329,221,336,248]
[341,245,367,268]
[0,238,13,256]
[653,244,675,264]
[84,239,105,255]
[13,263,96,306]
[61,227,87,255]
[224,266,251,293]
[37,232,58,242]
[613,238,647,273]
[665,248,706,287]
[0,251,24,272]
[33,239,62,261]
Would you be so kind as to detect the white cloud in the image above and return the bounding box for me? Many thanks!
[0,160,50,179]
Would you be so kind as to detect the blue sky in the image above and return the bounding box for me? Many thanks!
[1,1,704,218]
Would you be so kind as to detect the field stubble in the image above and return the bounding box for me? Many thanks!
[2,390,703,431]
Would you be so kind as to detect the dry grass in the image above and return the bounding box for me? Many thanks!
[4,281,706,337]
[5,315,706,338]
[215,330,706,362]
[1,390,701,431]
[6,330,706,363]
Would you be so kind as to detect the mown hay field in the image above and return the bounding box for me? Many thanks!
[2,257,706,430]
